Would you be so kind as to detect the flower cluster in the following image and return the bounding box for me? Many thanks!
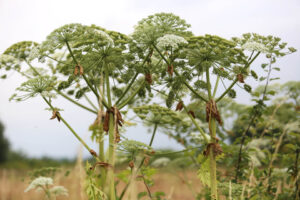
[0,54,19,65]
[41,91,57,99]
[28,46,40,61]
[24,176,68,197]
[157,34,188,50]
[49,186,69,196]
[94,29,114,46]
[24,176,53,192]
[10,76,55,101]
[241,41,269,53]
[190,132,211,142]
[151,157,170,167]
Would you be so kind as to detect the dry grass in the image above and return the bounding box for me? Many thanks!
[0,167,202,200]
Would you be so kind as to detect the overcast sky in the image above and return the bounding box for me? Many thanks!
[0,0,299,158]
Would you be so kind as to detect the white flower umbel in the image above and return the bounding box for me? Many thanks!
[241,41,269,53]
[24,177,53,192]
[0,54,18,64]
[190,132,211,142]
[28,46,40,61]
[50,186,69,196]
[41,91,57,99]
[157,34,187,50]
[94,29,114,46]
[151,157,171,167]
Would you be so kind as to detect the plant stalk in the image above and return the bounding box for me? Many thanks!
[209,118,218,200]
[42,96,97,158]
[104,62,116,200]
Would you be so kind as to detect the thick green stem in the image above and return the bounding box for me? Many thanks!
[104,63,116,200]
[206,66,218,199]
[98,132,106,187]
[212,76,220,98]
[206,67,212,99]
[107,113,116,200]
[182,104,209,143]
[152,44,208,102]
[209,118,218,200]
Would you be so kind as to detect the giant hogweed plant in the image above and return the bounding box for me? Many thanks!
[0,13,296,199]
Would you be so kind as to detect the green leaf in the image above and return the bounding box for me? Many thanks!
[267,90,276,95]
[228,89,236,98]
[244,84,252,93]
[197,155,211,187]
[250,70,258,79]
[288,47,297,53]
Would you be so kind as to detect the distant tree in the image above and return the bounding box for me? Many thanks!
[0,120,9,163]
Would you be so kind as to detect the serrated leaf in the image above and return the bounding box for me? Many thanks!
[197,155,211,187]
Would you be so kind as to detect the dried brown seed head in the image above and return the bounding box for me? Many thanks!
[237,74,244,83]
[89,149,98,157]
[188,110,196,119]
[145,73,152,84]
[206,100,222,125]
[129,160,134,169]
[167,65,174,76]
[50,110,61,122]
[144,156,150,166]
[103,111,110,132]
[74,65,84,76]
[203,143,223,157]
[175,101,183,111]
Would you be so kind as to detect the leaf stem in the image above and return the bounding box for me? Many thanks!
[42,96,97,159]
[152,44,208,102]
[25,60,98,114]
[115,50,152,105]
[216,52,260,102]
[65,40,108,109]
[118,81,145,110]
[104,62,116,200]
[212,75,220,98]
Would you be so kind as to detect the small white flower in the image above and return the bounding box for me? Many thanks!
[151,157,171,167]
[41,91,57,99]
[190,132,210,141]
[50,186,68,196]
[25,67,48,76]
[0,54,18,64]
[241,41,269,53]
[157,34,188,50]
[24,177,53,192]
[28,47,40,61]
[94,29,114,46]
